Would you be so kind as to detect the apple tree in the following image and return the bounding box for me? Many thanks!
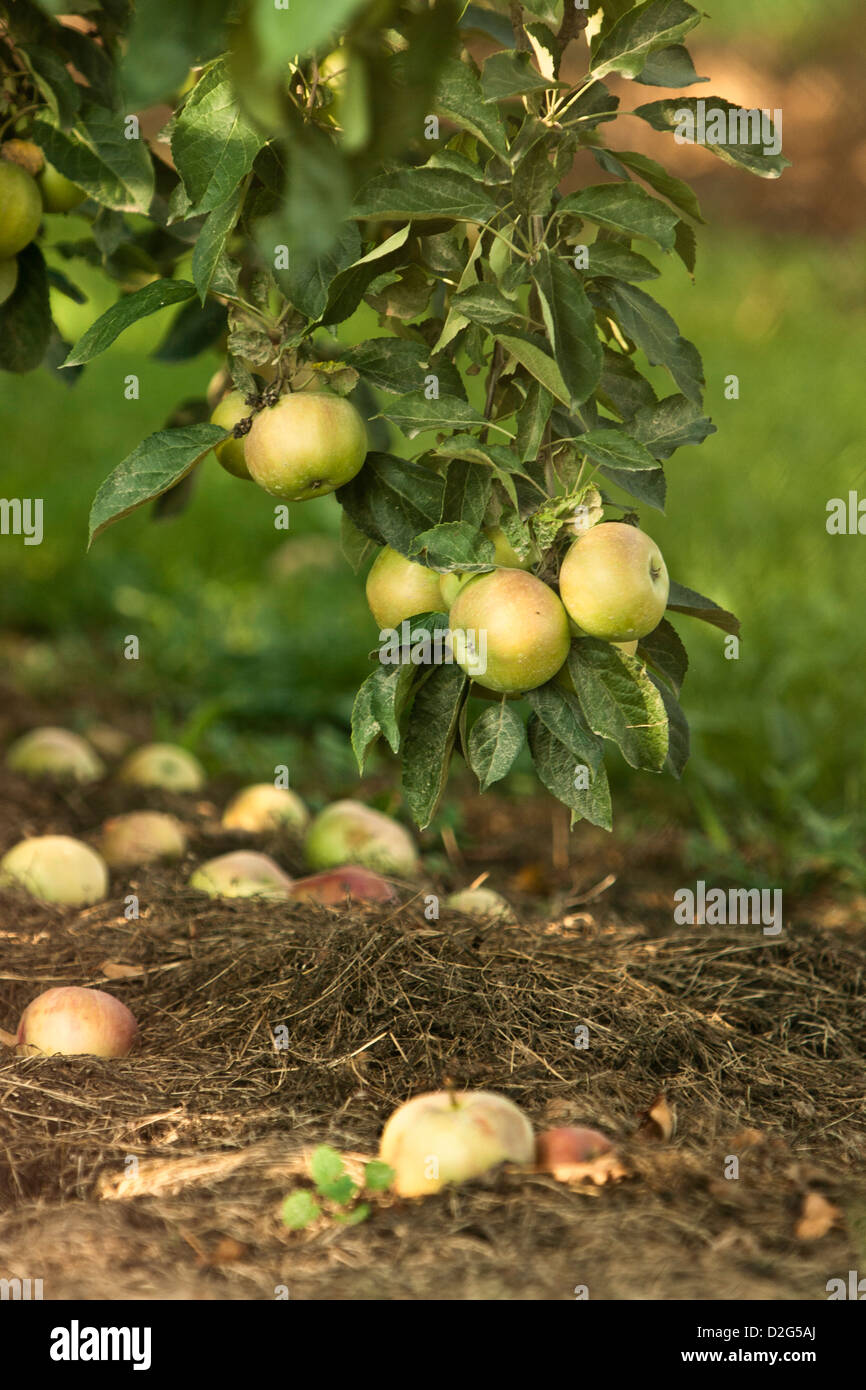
[0,0,787,829]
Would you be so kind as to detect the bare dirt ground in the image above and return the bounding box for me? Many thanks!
[1,684,863,1301]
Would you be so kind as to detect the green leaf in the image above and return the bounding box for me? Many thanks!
[192,188,241,303]
[441,457,492,529]
[250,0,368,78]
[402,663,467,827]
[310,1145,345,1187]
[568,639,669,771]
[33,106,154,213]
[0,244,51,374]
[514,378,553,463]
[468,702,525,792]
[281,1190,321,1230]
[354,167,498,224]
[171,58,263,213]
[597,346,658,419]
[409,522,495,571]
[120,0,228,107]
[652,675,690,777]
[383,391,491,438]
[345,338,430,395]
[591,0,701,81]
[532,249,603,407]
[351,663,415,769]
[631,393,715,459]
[21,44,81,126]
[667,580,740,636]
[558,183,679,252]
[495,332,570,406]
[592,147,704,223]
[599,463,666,512]
[436,57,510,161]
[319,224,411,326]
[481,50,564,103]
[596,278,704,404]
[333,1202,371,1225]
[638,618,688,695]
[281,124,353,262]
[578,427,660,472]
[634,97,790,179]
[513,141,560,217]
[282,222,362,321]
[673,218,697,273]
[63,280,196,367]
[557,80,620,133]
[88,423,225,546]
[583,242,661,283]
[341,509,377,574]
[336,452,444,553]
[524,683,604,768]
[450,281,519,328]
[363,1160,395,1192]
[152,297,227,362]
[527,716,612,830]
[636,44,707,87]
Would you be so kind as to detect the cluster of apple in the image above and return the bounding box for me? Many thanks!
[367,521,669,694]
[0,140,86,306]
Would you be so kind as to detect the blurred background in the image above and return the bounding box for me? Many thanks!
[1,0,863,888]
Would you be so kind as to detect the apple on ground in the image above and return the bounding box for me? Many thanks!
[6,726,105,783]
[558,522,669,642]
[222,784,309,834]
[366,547,443,628]
[0,835,109,906]
[288,865,396,906]
[244,390,367,501]
[99,812,187,869]
[449,568,570,693]
[305,800,419,878]
[189,850,293,899]
[380,1090,535,1196]
[444,887,513,922]
[17,986,138,1058]
[119,743,205,792]
[535,1126,613,1171]
[210,389,253,479]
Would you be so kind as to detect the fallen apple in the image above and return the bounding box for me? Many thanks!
[189,850,293,899]
[244,390,367,501]
[559,522,669,642]
[210,389,253,480]
[6,726,105,784]
[288,865,396,905]
[222,784,309,834]
[535,1126,613,1171]
[119,743,205,792]
[305,800,419,878]
[0,835,109,906]
[444,887,514,921]
[380,1090,534,1196]
[449,568,570,693]
[366,547,444,628]
[99,812,187,869]
[17,986,138,1058]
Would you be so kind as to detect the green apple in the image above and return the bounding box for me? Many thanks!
[485,524,536,569]
[245,390,367,501]
[119,743,205,792]
[449,568,570,694]
[366,547,443,628]
[0,835,108,906]
[305,799,419,878]
[210,389,252,480]
[189,850,293,899]
[0,257,18,305]
[438,571,473,608]
[0,160,42,258]
[559,522,669,642]
[39,159,86,213]
[379,1089,534,1196]
[222,784,309,834]
[444,887,514,921]
[6,726,105,783]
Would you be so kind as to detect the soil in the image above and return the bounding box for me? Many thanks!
[1,684,864,1302]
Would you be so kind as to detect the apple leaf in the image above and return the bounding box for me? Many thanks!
[667,581,740,635]
[33,106,154,213]
[63,280,197,367]
[635,44,708,88]
[0,244,51,375]
[351,663,415,769]
[280,222,362,322]
[637,618,689,694]
[568,640,669,772]
[631,394,716,459]
[578,427,660,472]
[171,59,263,214]
[353,167,498,224]
[468,702,525,792]
[409,522,495,571]
[494,332,570,407]
[88,423,227,546]
[594,279,704,405]
[250,0,369,78]
[558,183,679,252]
[481,50,565,103]
[402,663,468,827]
[192,188,241,303]
[652,675,690,777]
[633,97,790,179]
[382,392,493,438]
[441,457,492,529]
[590,0,701,81]
[532,249,603,408]
[527,716,613,830]
[591,147,704,223]
[336,452,444,553]
[583,243,661,283]
[435,57,510,161]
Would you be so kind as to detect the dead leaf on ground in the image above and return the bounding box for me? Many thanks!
[99,960,146,980]
[636,1093,676,1142]
[795,1192,842,1241]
